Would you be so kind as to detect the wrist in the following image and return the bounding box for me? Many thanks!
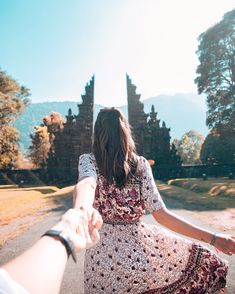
[41,229,77,263]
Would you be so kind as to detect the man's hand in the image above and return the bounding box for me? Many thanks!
[214,233,235,255]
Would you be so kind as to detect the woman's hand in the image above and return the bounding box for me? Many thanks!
[213,233,235,255]
[90,207,103,230]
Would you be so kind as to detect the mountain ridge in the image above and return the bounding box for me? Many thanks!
[15,93,209,152]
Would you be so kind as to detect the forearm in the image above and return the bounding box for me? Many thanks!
[73,177,96,209]
[152,208,213,244]
[3,236,67,294]
[1,208,102,294]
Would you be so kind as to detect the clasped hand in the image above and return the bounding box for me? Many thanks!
[213,233,235,256]
[53,208,103,252]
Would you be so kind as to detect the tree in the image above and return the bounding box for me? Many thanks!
[173,130,205,165]
[0,126,19,168]
[29,126,51,168]
[200,128,235,164]
[0,69,30,168]
[29,112,64,168]
[43,112,64,144]
[195,9,235,131]
[195,9,235,165]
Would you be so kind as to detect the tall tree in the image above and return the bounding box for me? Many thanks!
[29,126,51,168]
[195,9,235,130]
[0,69,30,168]
[195,9,235,164]
[173,130,205,165]
[200,128,235,164]
[29,112,64,168]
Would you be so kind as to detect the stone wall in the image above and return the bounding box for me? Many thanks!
[1,164,234,186]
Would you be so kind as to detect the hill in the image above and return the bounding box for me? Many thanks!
[141,93,209,138]
[15,93,209,152]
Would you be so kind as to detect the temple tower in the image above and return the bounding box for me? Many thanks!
[126,74,149,155]
[126,75,181,178]
[47,76,94,183]
[147,105,172,165]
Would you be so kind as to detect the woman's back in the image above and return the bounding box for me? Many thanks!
[79,153,165,223]
[79,151,227,294]
[78,108,228,294]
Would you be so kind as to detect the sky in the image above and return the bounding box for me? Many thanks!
[0,0,234,107]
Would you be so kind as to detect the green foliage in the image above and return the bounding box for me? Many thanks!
[200,128,235,164]
[195,9,235,130]
[0,69,30,168]
[173,130,205,165]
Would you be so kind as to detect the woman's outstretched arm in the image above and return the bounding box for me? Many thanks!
[152,207,235,256]
[73,154,100,220]
[73,177,102,229]
[73,177,97,209]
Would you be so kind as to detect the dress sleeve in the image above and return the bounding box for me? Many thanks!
[139,157,165,212]
[78,153,97,181]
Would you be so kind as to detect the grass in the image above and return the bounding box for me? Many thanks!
[167,178,235,197]
[0,185,74,246]
[158,178,235,211]
[1,178,234,246]
[0,186,59,224]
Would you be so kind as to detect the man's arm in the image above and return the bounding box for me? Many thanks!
[1,208,101,294]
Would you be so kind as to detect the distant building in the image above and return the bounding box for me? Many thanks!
[126,75,181,179]
[46,75,181,183]
[47,76,94,183]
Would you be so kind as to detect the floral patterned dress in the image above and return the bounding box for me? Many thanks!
[78,153,228,294]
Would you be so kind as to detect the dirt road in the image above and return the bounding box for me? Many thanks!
[0,184,234,293]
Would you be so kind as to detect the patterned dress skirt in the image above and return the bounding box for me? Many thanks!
[79,153,228,293]
[84,221,228,294]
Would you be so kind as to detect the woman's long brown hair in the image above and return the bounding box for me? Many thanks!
[93,108,138,187]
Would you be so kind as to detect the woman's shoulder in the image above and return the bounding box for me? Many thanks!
[79,152,95,160]
[136,155,149,166]
[79,153,96,166]
[134,155,150,176]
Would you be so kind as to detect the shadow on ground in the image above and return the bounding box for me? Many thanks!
[45,187,73,212]
[50,196,73,212]
[159,183,235,211]
[45,182,235,213]
[0,186,59,194]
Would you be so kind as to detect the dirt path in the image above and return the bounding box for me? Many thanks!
[0,184,234,293]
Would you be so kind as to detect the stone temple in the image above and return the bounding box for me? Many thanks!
[46,75,181,183]
[126,75,181,178]
[47,76,94,183]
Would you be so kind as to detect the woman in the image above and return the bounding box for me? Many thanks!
[73,108,234,294]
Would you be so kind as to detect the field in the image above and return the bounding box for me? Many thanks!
[0,185,74,247]
[168,178,235,197]
[1,178,235,293]
[1,177,235,247]
[158,178,235,236]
